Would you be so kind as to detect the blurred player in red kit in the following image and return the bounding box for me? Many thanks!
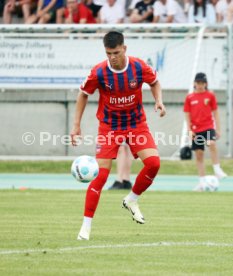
[184,72,227,191]
[71,31,166,240]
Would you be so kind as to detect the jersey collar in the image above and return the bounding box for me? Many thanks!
[107,56,129,73]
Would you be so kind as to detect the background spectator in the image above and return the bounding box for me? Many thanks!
[98,0,125,23]
[226,0,233,22]
[0,1,6,17]
[64,0,96,23]
[210,0,219,8]
[216,0,231,22]
[129,0,154,23]
[82,0,102,21]
[188,0,216,23]
[153,0,187,23]
[26,0,59,23]
[3,0,37,23]
[183,0,190,15]
[55,0,65,23]
[108,144,133,190]
[184,72,227,191]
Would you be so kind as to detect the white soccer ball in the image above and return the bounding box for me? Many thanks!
[204,175,219,192]
[71,155,99,183]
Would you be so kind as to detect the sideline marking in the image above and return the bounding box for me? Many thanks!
[1,241,233,255]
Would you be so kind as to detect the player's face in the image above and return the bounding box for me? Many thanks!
[105,45,127,70]
[194,81,207,92]
[67,0,77,10]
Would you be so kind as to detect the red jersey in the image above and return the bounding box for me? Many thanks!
[64,3,96,24]
[183,90,218,132]
[80,56,157,131]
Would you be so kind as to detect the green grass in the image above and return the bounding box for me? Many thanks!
[1,190,233,275]
[0,159,233,175]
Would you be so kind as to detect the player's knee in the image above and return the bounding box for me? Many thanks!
[88,168,110,191]
[95,168,109,183]
[207,140,216,147]
[143,156,160,176]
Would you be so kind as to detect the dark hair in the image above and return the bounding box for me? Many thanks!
[194,72,208,89]
[194,0,206,17]
[194,72,208,82]
[103,31,124,48]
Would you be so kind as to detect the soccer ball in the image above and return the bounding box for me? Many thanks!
[204,175,219,192]
[71,155,99,183]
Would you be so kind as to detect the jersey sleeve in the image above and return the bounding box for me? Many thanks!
[210,92,218,110]
[141,60,157,85]
[183,96,190,112]
[80,68,99,95]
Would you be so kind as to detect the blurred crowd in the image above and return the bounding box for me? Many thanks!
[0,0,232,24]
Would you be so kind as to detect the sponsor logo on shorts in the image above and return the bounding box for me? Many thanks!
[96,144,102,153]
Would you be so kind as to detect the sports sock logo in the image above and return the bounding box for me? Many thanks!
[145,175,154,181]
[91,188,99,195]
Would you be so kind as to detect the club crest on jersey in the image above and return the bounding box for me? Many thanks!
[129,79,137,89]
[204,98,210,105]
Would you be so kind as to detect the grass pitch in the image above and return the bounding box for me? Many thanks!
[1,190,233,275]
[0,159,232,175]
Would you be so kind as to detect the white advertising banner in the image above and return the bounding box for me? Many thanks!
[0,35,227,90]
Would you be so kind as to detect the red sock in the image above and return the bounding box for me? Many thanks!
[132,156,160,195]
[84,168,110,218]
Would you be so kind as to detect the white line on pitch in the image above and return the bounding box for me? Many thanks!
[1,241,233,255]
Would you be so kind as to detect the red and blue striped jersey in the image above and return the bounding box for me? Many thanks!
[80,56,157,131]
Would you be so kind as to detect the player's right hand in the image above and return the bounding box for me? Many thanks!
[70,125,81,146]
[216,130,221,139]
[188,130,195,140]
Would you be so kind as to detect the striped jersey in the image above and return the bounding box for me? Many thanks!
[80,56,157,131]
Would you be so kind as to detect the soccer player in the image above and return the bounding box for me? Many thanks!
[70,31,166,240]
[183,72,227,191]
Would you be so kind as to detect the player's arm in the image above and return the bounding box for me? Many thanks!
[150,81,166,117]
[40,0,57,15]
[153,15,160,23]
[184,112,195,140]
[216,12,223,23]
[36,0,44,13]
[70,91,88,146]
[211,93,220,138]
[5,0,16,11]
[184,112,191,131]
[213,109,220,139]
[18,0,31,5]
[166,15,174,23]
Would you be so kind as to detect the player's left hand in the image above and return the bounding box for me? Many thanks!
[155,102,166,117]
